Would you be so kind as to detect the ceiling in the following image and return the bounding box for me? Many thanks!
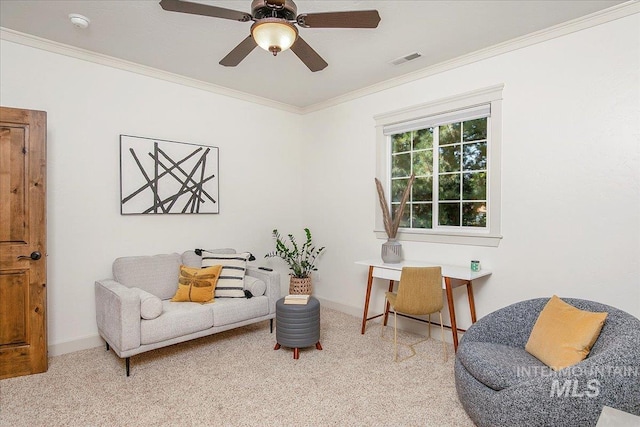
[0,1,627,109]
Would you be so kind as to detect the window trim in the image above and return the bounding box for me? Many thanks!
[374,85,504,247]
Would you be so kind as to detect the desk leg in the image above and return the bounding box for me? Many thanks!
[466,280,477,323]
[383,280,394,326]
[361,266,375,334]
[444,277,459,352]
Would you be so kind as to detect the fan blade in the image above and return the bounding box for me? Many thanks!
[159,0,252,22]
[219,35,258,67]
[290,37,328,72]
[297,10,381,28]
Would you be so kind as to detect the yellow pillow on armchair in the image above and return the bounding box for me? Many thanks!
[171,265,222,303]
[525,295,607,371]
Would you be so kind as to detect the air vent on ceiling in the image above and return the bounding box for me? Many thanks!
[389,52,422,66]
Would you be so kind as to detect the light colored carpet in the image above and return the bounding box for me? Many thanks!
[0,307,473,426]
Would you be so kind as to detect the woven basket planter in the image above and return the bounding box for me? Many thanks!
[289,276,312,295]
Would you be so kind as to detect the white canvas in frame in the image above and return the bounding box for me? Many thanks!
[120,135,219,214]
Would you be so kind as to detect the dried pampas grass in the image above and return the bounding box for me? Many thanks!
[375,173,415,239]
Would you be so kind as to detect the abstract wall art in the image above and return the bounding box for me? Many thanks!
[120,135,219,215]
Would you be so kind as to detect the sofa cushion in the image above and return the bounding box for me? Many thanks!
[130,287,163,320]
[457,341,546,391]
[244,276,267,297]
[201,251,251,298]
[525,295,608,371]
[171,265,222,303]
[140,301,214,345]
[113,253,182,300]
[211,297,269,326]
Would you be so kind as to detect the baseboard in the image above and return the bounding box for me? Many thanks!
[314,297,364,318]
[49,334,104,357]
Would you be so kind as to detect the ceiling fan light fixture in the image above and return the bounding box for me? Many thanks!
[251,19,298,56]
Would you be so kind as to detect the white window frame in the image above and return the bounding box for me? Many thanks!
[374,85,504,247]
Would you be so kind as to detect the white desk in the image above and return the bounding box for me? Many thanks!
[355,259,492,351]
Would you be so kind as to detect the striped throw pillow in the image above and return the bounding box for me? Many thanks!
[201,251,250,298]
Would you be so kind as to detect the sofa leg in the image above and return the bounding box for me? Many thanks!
[270,319,273,333]
[125,357,130,377]
[105,342,110,351]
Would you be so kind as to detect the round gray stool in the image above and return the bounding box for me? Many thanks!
[274,296,322,359]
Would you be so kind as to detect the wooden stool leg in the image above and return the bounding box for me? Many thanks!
[315,342,323,350]
[274,343,281,350]
[293,348,299,359]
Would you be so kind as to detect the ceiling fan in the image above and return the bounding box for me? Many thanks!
[159,0,381,72]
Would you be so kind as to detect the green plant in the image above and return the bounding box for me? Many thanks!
[265,228,325,278]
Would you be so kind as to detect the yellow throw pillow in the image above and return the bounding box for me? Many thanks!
[171,265,222,303]
[525,295,607,371]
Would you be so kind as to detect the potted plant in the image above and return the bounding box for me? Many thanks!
[265,228,325,295]
[375,173,415,263]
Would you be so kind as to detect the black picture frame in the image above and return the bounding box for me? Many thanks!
[120,135,219,215]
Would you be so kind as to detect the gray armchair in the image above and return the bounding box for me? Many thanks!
[455,298,640,427]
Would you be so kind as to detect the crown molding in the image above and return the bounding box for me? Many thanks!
[1,1,638,115]
[300,0,640,114]
[0,27,301,114]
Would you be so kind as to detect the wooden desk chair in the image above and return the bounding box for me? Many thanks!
[381,266,447,362]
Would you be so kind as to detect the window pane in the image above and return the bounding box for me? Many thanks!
[463,142,487,171]
[391,178,409,202]
[439,122,461,145]
[439,174,460,200]
[392,202,410,227]
[463,202,487,227]
[462,118,487,142]
[439,145,461,172]
[413,128,433,150]
[412,176,433,201]
[463,172,486,200]
[392,153,411,178]
[439,203,460,226]
[412,203,433,229]
[413,150,433,176]
[392,132,411,153]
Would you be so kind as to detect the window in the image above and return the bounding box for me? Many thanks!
[374,85,503,246]
[390,112,488,229]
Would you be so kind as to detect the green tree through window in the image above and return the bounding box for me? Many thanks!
[390,118,488,229]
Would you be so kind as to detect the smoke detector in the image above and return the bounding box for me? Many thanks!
[69,14,90,29]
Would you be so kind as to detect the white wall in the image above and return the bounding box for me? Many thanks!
[0,40,303,353]
[301,14,640,329]
[1,13,638,355]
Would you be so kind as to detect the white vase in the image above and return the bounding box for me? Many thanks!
[381,238,402,263]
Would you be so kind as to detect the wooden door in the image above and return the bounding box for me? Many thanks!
[0,106,47,379]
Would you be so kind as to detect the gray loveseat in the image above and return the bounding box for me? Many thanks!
[95,249,280,376]
[455,298,640,426]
